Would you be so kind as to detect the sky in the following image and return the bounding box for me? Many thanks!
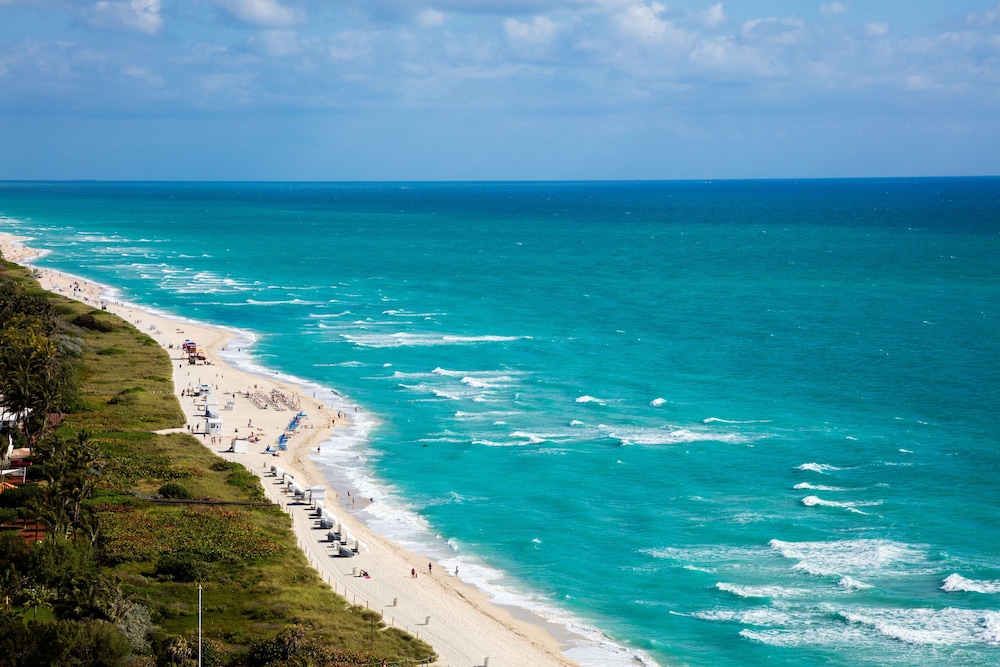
[1,0,999,180]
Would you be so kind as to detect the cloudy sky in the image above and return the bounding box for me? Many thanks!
[1,0,999,180]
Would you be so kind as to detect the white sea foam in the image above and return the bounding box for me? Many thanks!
[838,576,874,591]
[796,462,842,473]
[800,495,881,513]
[649,398,667,407]
[472,439,522,447]
[461,374,518,389]
[769,539,927,577]
[575,395,607,405]
[397,383,468,401]
[509,431,547,444]
[693,608,795,626]
[609,425,751,446]
[738,625,873,648]
[703,417,773,424]
[793,482,844,491]
[941,573,1000,594]
[245,298,324,306]
[838,608,1000,646]
[343,332,525,348]
[308,311,352,318]
[453,410,519,422]
[643,544,768,567]
[392,370,434,380]
[313,361,365,368]
[716,582,810,599]
[381,308,446,318]
[683,564,715,573]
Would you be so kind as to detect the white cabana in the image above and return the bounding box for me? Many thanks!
[319,509,337,530]
[230,438,249,453]
[206,417,223,434]
[306,485,327,505]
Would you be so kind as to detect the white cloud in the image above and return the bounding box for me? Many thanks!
[211,0,302,28]
[82,0,163,34]
[903,73,938,91]
[700,2,726,28]
[741,16,805,45]
[248,30,305,57]
[326,31,376,65]
[865,22,890,37]
[967,2,1000,26]
[617,2,689,46]
[504,16,558,48]
[416,9,445,28]
[122,65,164,85]
[690,35,783,77]
[820,2,849,18]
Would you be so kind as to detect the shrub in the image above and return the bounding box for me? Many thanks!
[157,483,193,500]
[108,392,137,406]
[155,550,213,583]
[226,469,260,492]
[96,347,126,356]
[72,313,115,333]
[0,483,41,509]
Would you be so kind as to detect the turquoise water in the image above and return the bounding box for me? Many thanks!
[2,179,999,666]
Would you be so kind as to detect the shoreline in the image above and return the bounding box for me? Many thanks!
[1,233,582,667]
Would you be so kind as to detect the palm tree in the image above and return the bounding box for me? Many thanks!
[27,431,103,541]
[20,584,55,620]
[0,567,24,611]
[165,634,191,667]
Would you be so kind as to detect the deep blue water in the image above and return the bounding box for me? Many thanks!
[2,179,999,666]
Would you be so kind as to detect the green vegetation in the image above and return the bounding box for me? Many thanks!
[0,256,435,666]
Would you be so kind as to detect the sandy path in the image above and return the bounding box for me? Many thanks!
[1,233,580,667]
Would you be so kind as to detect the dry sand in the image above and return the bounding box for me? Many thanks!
[1,233,581,667]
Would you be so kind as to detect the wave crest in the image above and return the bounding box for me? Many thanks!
[942,573,1000,594]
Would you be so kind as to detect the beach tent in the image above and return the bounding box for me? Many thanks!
[230,439,249,454]
[206,417,223,434]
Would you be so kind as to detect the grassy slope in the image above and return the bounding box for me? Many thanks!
[2,259,434,664]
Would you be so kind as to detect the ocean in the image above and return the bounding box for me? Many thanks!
[1,179,999,666]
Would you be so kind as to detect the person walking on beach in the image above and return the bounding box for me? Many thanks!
[411,568,417,579]
[428,562,432,574]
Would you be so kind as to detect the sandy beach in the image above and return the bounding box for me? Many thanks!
[1,233,580,667]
